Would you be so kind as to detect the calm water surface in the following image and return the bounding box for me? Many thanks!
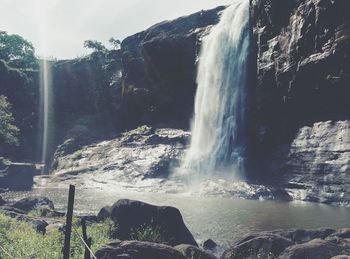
[4,187,350,248]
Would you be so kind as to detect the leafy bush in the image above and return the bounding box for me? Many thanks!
[0,213,114,259]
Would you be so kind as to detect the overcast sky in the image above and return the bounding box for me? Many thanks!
[0,0,233,59]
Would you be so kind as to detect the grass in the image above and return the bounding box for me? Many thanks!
[28,207,57,217]
[0,213,115,259]
[130,223,165,244]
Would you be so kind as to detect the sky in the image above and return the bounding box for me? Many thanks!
[0,0,233,59]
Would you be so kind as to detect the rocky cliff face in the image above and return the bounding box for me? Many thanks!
[120,6,225,128]
[249,0,350,145]
[44,1,349,205]
[249,0,350,204]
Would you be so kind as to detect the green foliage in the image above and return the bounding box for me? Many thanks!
[0,31,38,69]
[69,218,115,258]
[0,95,19,146]
[28,207,56,218]
[130,223,165,244]
[84,40,107,52]
[109,37,121,50]
[0,157,11,170]
[0,213,114,259]
[84,38,121,53]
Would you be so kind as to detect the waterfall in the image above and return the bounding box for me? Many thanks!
[181,0,250,178]
[39,59,53,173]
[37,2,54,174]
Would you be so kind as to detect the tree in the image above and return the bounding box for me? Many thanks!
[109,37,121,50]
[0,31,38,69]
[83,40,107,52]
[0,95,19,146]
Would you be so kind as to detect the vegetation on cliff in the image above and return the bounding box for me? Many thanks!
[0,95,19,146]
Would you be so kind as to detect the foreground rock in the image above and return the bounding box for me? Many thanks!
[12,196,55,212]
[222,228,350,259]
[222,233,293,258]
[203,239,218,251]
[175,244,217,259]
[99,199,198,247]
[279,239,350,259]
[95,240,187,259]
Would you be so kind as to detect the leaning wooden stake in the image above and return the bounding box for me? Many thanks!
[82,218,91,259]
[63,185,75,259]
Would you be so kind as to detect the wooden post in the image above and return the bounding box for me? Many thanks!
[63,185,75,259]
[82,218,91,259]
[82,218,88,241]
[84,238,92,259]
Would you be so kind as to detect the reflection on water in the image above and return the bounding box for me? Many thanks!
[4,187,350,248]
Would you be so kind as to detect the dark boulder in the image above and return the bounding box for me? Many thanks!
[0,196,6,206]
[108,199,197,247]
[329,228,350,239]
[0,205,27,217]
[79,215,98,223]
[203,239,218,250]
[278,239,350,259]
[274,228,336,243]
[222,228,350,259]
[97,206,111,221]
[175,244,217,259]
[0,163,39,191]
[221,233,294,259]
[12,196,55,212]
[95,240,187,259]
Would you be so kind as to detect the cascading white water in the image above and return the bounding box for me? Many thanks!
[39,59,52,172]
[181,0,250,177]
[37,3,53,173]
